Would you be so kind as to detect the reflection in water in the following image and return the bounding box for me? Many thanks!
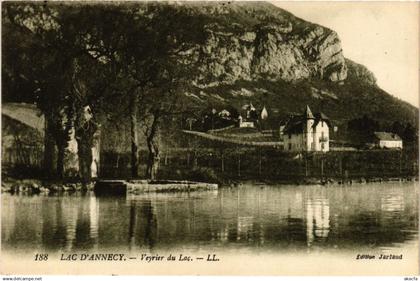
[139,200,157,249]
[381,193,404,212]
[306,197,330,247]
[127,199,157,251]
[63,198,78,251]
[128,202,136,250]
[89,196,99,250]
[2,198,15,242]
[1,183,418,254]
[237,216,254,241]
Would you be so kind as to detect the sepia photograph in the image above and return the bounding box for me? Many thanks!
[1,0,419,276]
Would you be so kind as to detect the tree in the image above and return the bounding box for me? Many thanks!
[3,3,76,178]
[402,122,417,144]
[4,2,202,181]
[135,5,201,180]
[3,3,116,180]
[347,115,380,146]
[390,121,405,138]
[141,74,193,180]
[71,4,163,178]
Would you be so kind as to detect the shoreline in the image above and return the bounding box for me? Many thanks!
[1,175,418,195]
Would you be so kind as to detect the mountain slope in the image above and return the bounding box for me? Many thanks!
[3,2,417,133]
[166,1,347,85]
[146,1,418,128]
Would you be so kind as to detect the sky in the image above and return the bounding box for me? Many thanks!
[271,1,419,107]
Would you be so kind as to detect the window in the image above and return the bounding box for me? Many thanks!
[288,134,291,139]
[288,143,292,150]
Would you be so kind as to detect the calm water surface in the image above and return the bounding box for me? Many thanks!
[2,182,418,255]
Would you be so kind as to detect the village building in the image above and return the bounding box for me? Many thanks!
[238,103,258,128]
[218,109,231,119]
[373,132,403,149]
[281,105,330,152]
[260,106,268,120]
[238,115,255,128]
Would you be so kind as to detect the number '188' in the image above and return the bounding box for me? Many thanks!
[34,253,48,261]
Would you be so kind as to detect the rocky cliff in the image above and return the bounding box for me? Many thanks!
[149,1,417,127]
[169,2,348,86]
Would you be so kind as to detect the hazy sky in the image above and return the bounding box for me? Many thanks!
[271,1,419,107]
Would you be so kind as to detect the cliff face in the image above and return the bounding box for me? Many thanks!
[149,1,417,126]
[251,24,347,82]
[177,2,348,86]
[201,23,348,83]
[345,58,377,85]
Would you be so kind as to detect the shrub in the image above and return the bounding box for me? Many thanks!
[184,167,221,184]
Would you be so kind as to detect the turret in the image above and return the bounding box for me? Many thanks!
[304,106,315,149]
[303,105,314,119]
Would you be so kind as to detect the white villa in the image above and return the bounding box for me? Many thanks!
[281,105,330,152]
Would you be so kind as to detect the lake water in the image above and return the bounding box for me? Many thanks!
[2,182,418,256]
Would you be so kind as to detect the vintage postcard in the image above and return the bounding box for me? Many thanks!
[1,0,419,276]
